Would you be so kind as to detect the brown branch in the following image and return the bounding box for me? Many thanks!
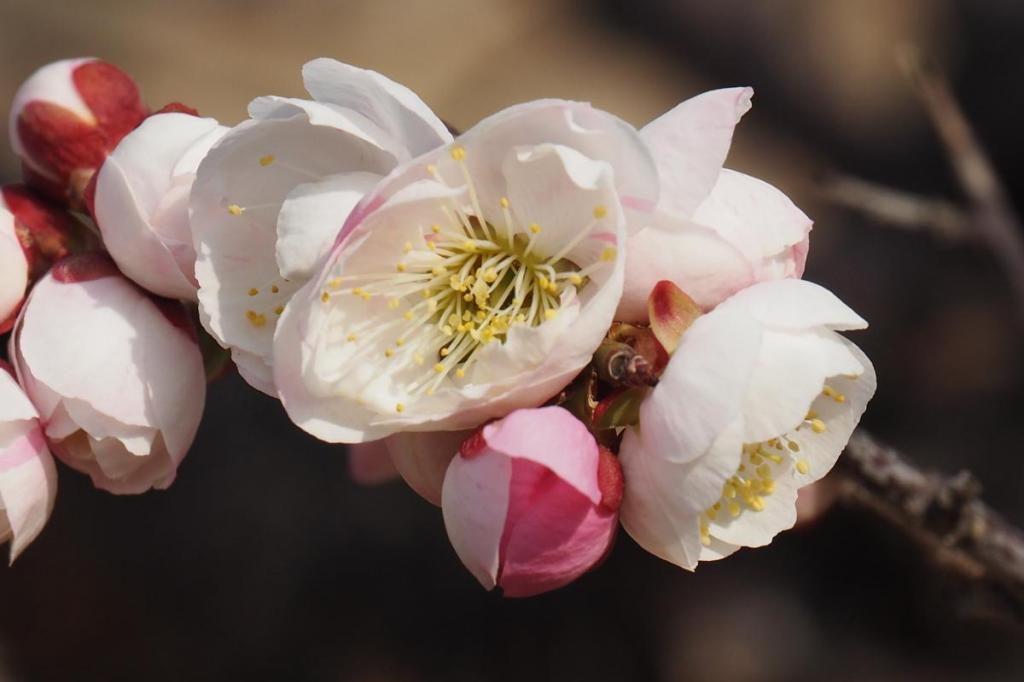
[838,431,1024,624]
[821,174,971,243]
[900,48,1024,323]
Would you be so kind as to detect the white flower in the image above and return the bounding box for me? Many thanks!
[274,100,659,442]
[10,254,206,494]
[0,207,28,330]
[618,88,811,320]
[0,366,57,563]
[619,279,875,569]
[190,59,452,394]
[94,112,227,300]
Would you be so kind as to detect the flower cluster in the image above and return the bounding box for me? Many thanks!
[1,57,872,593]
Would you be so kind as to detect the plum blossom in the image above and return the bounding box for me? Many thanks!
[619,279,875,569]
[0,364,58,563]
[274,99,657,442]
[190,59,453,394]
[617,88,811,320]
[0,207,27,332]
[8,58,148,205]
[10,253,206,494]
[93,112,227,300]
[442,407,622,597]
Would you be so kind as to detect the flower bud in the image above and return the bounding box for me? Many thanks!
[0,207,28,332]
[10,253,205,494]
[441,406,622,597]
[1,363,58,563]
[93,112,227,300]
[8,58,148,206]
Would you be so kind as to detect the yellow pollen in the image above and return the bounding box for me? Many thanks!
[395,403,405,413]
[569,274,583,285]
[544,309,558,320]
[450,146,466,161]
[600,247,617,262]
[245,310,266,327]
[462,240,476,252]
[810,418,827,434]
[414,353,424,365]
[403,242,413,253]
[388,299,400,310]
[425,164,437,175]
[788,441,800,452]
[529,223,541,234]
[321,291,330,303]
[440,347,450,357]
[593,205,607,218]
[396,262,407,272]
[274,305,284,315]
[384,348,394,358]
[227,204,244,216]
[347,333,358,342]
[259,154,275,167]
[248,288,259,296]
[727,501,741,517]
[403,311,414,321]
[499,197,510,208]
[426,241,437,251]
[455,368,466,378]
[823,385,846,403]
[434,363,445,373]
[352,287,365,297]
[796,460,810,475]
[395,338,405,346]
[431,224,441,234]
[271,285,279,294]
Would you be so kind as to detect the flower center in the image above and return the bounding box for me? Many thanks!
[319,146,616,409]
[698,382,849,546]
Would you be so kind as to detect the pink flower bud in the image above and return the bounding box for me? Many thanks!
[0,207,28,333]
[0,363,58,563]
[441,406,622,597]
[93,112,227,300]
[8,59,148,206]
[10,253,205,494]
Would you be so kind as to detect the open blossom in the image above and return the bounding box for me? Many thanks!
[0,207,27,332]
[8,58,148,205]
[93,112,227,300]
[617,89,811,320]
[10,254,205,494]
[1,364,58,563]
[442,407,622,597]
[274,99,658,442]
[619,279,875,569]
[190,59,453,394]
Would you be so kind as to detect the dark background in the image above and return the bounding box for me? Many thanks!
[2,1,1024,679]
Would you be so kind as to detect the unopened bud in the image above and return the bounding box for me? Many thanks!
[8,58,148,207]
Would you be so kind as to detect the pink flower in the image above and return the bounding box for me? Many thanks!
[9,253,205,494]
[617,89,811,320]
[93,112,227,300]
[8,59,148,206]
[441,406,622,597]
[0,363,58,563]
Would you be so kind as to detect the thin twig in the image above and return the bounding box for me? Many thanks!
[821,174,971,242]
[839,431,1024,624]
[900,48,1024,323]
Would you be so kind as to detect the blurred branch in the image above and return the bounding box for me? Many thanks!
[821,174,971,242]
[839,431,1024,624]
[900,48,1024,323]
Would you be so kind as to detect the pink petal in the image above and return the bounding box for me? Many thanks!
[483,406,601,505]
[498,458,616,597]
[347,440,399,485]
[386,429,466,506]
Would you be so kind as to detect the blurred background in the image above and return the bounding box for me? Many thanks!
[2,0,1024,679]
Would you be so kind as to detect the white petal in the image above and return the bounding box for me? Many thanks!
[619,422,744,571]
[302,58,453,157]
[275,171,381,281]
[639,308,761,462]
[385,429,467,506]
[716,279,867,331]
[642,87,752,217]
[441,448,511,590]
[692,169,811,271]
[618,209,753,321]
[191,101,397,390]
[794,337,876,482]
[0,208,27,323]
